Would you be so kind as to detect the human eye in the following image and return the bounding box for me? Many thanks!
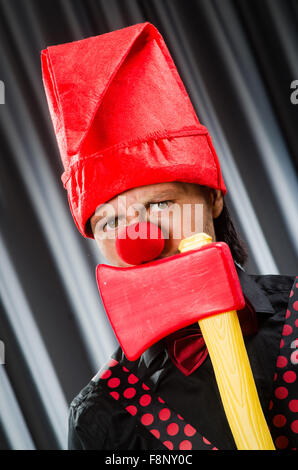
[102,216,119,232]
[149,200,172,212]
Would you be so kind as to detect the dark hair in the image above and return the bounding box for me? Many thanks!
[213,199,248,267]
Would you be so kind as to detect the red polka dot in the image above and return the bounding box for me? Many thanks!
[273,414,286,428]
[158,397,165,403]
[203,437,211,445]
[275,436,289,449]
[100,369,111,379]
[126,405,137,416]
[167,423,179,436]
[108,377,120,388]
[295,319,298,328]
[289,400,298,412]
[269,400,274,410]
[290,290,294,298]
[179,440,192,450]
[139,394,152,406]
[280,339,285,349]
[285,310,291,319]
[277,356,288,368]
[128,374,139,384]
[275,387,288,399]
[177,414,184,420]
[108,359,118,367]
[184,424,196,437]
[291,350,298,365]
[283,370,296,383]
[142,383,150,390]
[293,301,298,311]
[159,408,171,421]
[123,387,136,399]
[122,366,129,372]
[110,391,119,400]
[212,447,218,450]
[283,324,293,336]
[291,421,298,433]
[141,413,154,426]
[273,373,278,382]
[163,441,173,450]
[150,429,160,439]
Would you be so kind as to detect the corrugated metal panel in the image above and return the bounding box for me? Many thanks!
[0,0,297,449]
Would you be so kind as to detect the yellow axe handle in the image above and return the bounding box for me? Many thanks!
[179,233,275,450]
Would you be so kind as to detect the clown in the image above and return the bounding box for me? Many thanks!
[41,23,297,451]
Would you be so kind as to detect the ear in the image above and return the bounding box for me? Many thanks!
[211,189,224,219]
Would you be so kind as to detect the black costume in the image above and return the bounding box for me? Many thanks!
[68,268,298,450]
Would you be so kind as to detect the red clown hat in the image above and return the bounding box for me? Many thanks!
[41,22,226,237]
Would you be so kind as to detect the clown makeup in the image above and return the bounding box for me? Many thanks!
[90,182,223,267]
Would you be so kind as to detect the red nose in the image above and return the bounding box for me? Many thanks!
[116,222,165,265]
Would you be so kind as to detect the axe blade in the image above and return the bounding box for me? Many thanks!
[96,242,245,360]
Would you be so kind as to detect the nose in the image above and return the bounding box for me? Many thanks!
[116,221,165,265]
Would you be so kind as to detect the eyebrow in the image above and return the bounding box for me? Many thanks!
[138,188,180,205]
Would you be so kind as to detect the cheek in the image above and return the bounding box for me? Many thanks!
[165,204,205,241]
[155,208,186,248]
[202,207,215,239]
[96,237,118,263]
[159,202,213,245]
[95,237,134,267]
[95,237,110,257]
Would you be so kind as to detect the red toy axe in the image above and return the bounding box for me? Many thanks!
[96,222,275,450]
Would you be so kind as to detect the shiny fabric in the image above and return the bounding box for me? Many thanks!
[41,22,226,237]
[166,327,209,376]
[68,268,296,450]
[166,297,258,376]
